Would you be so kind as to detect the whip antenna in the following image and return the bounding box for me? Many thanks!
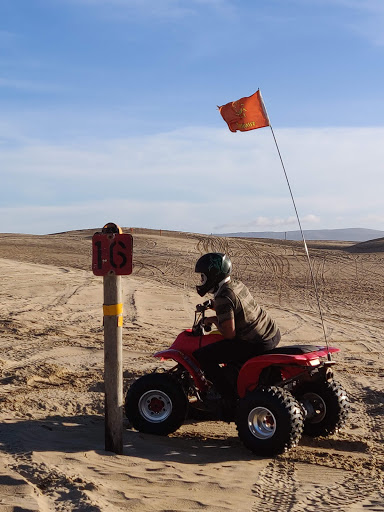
[269,125,331,359]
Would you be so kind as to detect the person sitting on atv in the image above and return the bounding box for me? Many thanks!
[193,252,281,404]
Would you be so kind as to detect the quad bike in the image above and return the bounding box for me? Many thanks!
[125,301,349,456]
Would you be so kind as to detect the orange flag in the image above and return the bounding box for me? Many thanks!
[218,89,270,133]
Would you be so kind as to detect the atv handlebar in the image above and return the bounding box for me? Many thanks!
[195,299,213,312]
[192,300,214,335]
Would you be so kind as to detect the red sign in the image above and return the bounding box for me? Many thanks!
[92,233,133,276]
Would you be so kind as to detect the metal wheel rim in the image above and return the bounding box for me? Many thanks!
[301,392,326,424]
[139,389,172,423]
[248,406,277,439]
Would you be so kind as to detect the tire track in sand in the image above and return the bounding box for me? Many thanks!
[252,456,383,512]
[251,377,383,512]
[251,459,297,512]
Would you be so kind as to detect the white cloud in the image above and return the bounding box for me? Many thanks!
[321,0,384,45]
[290,0,384,46]
[217,216,298,230]
[0,199,318,235]
[0,199,223,235]
[213,215,321,233]
[0,77,66,93]
[361,214,384,225]
[1,125,384,234]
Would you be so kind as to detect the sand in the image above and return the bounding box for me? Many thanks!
[0,229,382,511]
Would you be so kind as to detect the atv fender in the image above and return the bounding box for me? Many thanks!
[154,349,208,392]
[237,353,327,398]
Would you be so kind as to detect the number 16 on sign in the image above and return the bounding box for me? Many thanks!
[92,233,133,276]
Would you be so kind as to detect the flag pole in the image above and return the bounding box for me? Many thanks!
[268,123,331,359]
[218,89,330,358]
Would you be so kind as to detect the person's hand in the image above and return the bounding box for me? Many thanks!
[203,317,216,328]
[203,299,214,310]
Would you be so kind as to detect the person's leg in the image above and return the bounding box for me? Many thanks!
[233,330,281,361]
[193,340,238,398]
[193,332,281,398]
[256,329,281,354]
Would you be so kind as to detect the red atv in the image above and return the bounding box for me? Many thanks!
[125,301,349,456]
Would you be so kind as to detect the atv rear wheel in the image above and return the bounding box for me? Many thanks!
[299,380,349,437]
[125,373,188,435]
[236,386,304,456]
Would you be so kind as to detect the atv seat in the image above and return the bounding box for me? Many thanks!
[264,344,323,355]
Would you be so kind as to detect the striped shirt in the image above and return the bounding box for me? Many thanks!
[214,279,278,342]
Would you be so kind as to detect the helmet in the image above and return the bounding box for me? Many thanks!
[195,253,232,296]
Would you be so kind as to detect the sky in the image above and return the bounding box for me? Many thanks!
[1,0,384,235]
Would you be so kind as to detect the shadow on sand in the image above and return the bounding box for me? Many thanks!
[0,414,257,465]
[0,414,365,466]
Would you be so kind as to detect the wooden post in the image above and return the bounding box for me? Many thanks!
[102,223,124,455]
[92,222,132,455]
[103,273,123,454]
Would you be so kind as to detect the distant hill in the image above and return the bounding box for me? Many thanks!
[218,228,384,242]
[346,237,384,253]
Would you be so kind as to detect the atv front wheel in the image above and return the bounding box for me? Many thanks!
[125,373,188,435]
[236,386,304,456]
[299,380,349,437]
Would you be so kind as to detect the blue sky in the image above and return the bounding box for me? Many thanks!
[1,0,384,234]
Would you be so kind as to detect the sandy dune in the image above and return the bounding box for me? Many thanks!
[0,229,382,511]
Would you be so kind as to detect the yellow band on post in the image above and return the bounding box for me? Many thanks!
[103,303,123,316]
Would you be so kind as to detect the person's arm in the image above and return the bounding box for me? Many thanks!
[218,317,236,338]
[204,316,236,339]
